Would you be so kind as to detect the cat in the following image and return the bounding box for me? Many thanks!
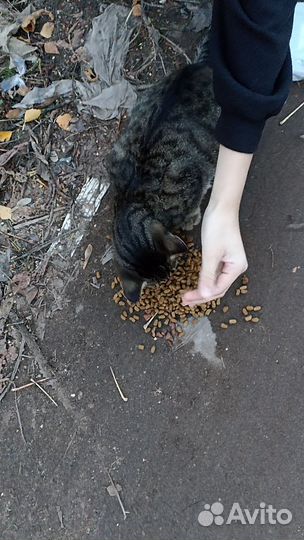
[109,62,219,302]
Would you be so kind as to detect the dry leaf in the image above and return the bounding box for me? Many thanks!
[56,113,73,131]
[0,205,12,220]
[83,243,93,270]
[21,14,36,32]
[12,272,31,293]
[44,41,59,54]
[17,86,30,97]
[84,67,98,82]
[0,131,13,142]
[24,285,38,304]
[24,109,41,123]
[132,3,142,16]
[21,9,54,32]
[106,484,122,497]
[40,21,55,38]
[5,109,22,120]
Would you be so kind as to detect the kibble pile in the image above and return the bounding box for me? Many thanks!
[111,244,262,350]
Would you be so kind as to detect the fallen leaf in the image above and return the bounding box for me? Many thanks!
[56,113,73,130]
[0,142,27,167]
[21,14,36,33]
[0,131,13,142]
[106,484,122,497]
[24,109,41,123]
[40,21,55,38]
[21,9,54,33]
[84,67,98,82]
[12,272,31,293]
[56,39,72,50]
[5,109,22,120]
[132,3,142,16]
[0,206,12,220]
[132,0,142,16]
[24,285,38,304]
[71,28,84,49]
[17,86,30,97]
[44,41,59,54]
[83,243,93,270]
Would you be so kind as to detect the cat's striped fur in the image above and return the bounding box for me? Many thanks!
[109,63,219,302]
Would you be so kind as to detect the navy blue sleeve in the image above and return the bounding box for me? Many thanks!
[209,0,297,153]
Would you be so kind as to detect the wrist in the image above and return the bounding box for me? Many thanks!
[205,199,240,221]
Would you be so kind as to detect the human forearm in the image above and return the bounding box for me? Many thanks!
[182,145,251,306]
[208,144,253,215]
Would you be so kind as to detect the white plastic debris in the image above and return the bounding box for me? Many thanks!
[15,4,139,120]
[290,2,304,81]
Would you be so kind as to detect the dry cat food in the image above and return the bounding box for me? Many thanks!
[111,245,261,343]
[112,245,220,345]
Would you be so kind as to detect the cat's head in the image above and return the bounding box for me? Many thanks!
[113,209,187,303]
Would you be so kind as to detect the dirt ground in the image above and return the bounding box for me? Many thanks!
[1,1,304,540]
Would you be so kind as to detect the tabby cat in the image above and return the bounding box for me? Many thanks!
[109,62,219,302]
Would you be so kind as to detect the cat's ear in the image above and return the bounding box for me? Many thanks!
[119,269,143,303]
[151,222,188,255]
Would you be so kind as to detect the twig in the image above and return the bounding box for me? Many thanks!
[56,506,65,529]
[0,230,34,244]
[30,378,58,407]
[13,386,27,444]
[279,100,304,125]
[268,245,274,269]
[109,367,128,402]
[62,429,77,460]
[159,33,192,64]
[13,207,67,230]
[11,377,49,392]
[0,336,25,403]
[158,52,167,75]
[107,471,130,520]
[134,53,156,75]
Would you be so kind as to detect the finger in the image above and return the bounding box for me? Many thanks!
[182,289,202,304]
[214,260,247,292]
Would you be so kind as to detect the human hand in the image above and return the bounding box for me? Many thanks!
[182,205,248,306]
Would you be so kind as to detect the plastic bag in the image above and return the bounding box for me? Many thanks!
[290,2,304,81]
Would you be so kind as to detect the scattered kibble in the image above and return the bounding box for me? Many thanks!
[221,323,228,329]
[251,317,260,323]
[137,344,145,350]
[222,306,229,313]
[150,345,156,354]
[229,319,237,325]
[253,306,262,312]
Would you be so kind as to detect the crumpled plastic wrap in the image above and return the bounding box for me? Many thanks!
[14,4,139,120]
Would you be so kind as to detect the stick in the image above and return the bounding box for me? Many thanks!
[109,367,128,402]
[14,388,27,444]
[0,336,25,403]
[279,100,304,125]
[159,33,192,64]
[107,471,130,520]
[11,378,49,392]
[30,378,58,407]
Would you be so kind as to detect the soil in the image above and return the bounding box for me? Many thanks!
[1,1,304,539]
